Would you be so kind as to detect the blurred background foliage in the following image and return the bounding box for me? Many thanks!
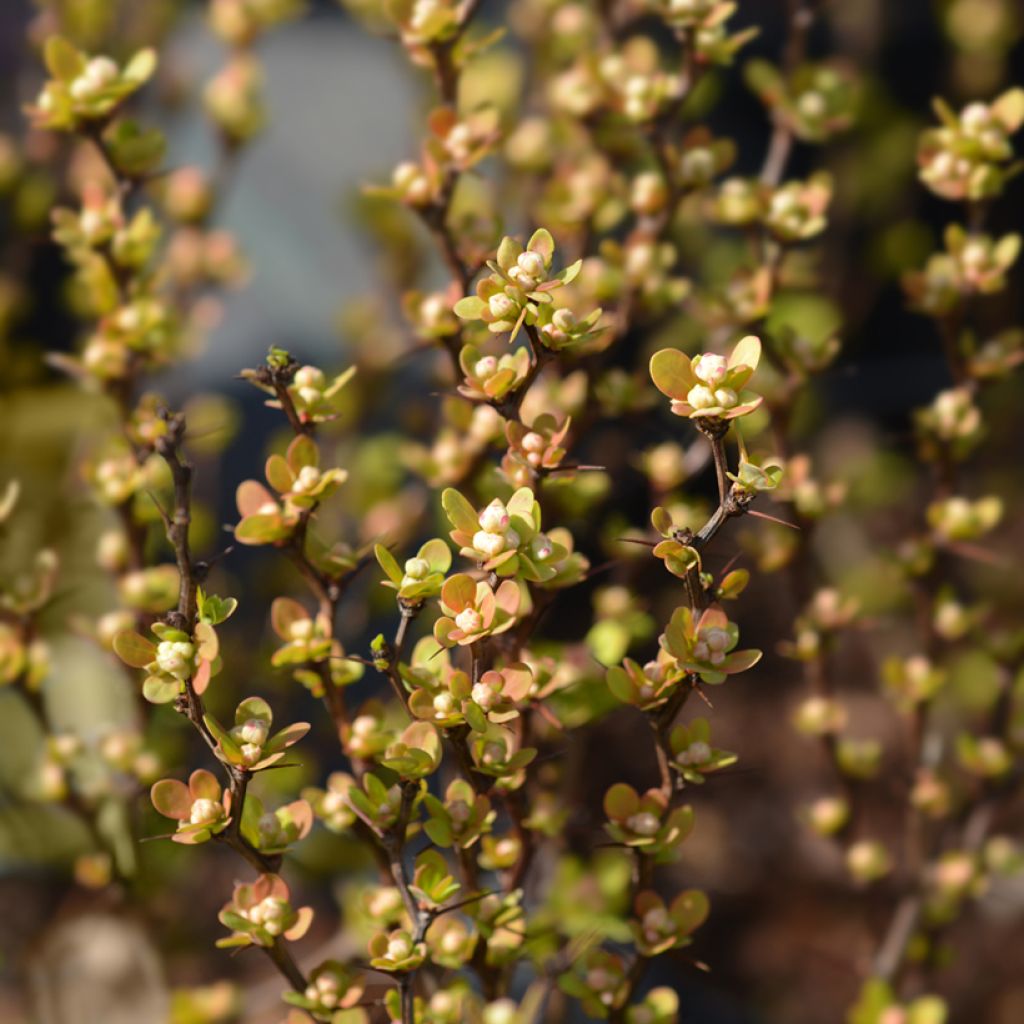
[1,0,1023,1023]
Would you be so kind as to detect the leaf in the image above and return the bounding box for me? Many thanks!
[265,454,294,493]
[236,480,276,517]
[527,228,554,262]
[603,783,638,821]
[123,47,158,84]
[113,630,155,668]
[287,434,319,471]
[650,349,693,400]
[193,659,212,695]
[142,675,180,703]
[236,696,273,726]
[992,87,1024,132]
[189,769,221,801]
[271,597,309,640]
[375,543,404,585]
[454,296,486,319]
[441,488,479,533]
[728,334,762,371]
[671,889,710,934]
[418,537,452,574]
[193,621,219,662]
[44,37,85,82]
[150,779,190,820]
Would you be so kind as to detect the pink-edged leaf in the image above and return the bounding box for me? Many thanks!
[236,480,276,517]
[286,434,318,471]
[440,573,476,612]
[189,768,221,801]
[722,649,762,673]
[650,349,694,400]
[271,596,309,639]
[150,779,190,820]
[193,658,212,695]
[284,905,314,941]
[728,334,761,371]
[268,721,311,751]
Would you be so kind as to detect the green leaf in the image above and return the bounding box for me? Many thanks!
[375,543,404,585]
[122,47,157,84]
[142,675,180,704]
[265,453,294,493]
[441,488,478,533]
[44,37,85,82]
[112,630,155,668]
[454,296,486,319]
[650,349,693,400]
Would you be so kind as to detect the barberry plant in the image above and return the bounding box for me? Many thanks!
[3,1,1023,1023]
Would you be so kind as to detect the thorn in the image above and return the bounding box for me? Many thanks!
[747,508,800,530]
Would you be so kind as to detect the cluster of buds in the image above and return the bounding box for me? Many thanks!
[204,695,310,771]
[345,771,404,833]
[500,414,570,485]
[650,335,763,421]
[208,0,306,47]
[915,386,983,456]
[454,228,596,345]
[27,38,156,133]
[301,771,357,833]
[404,287,461,341]
[882,655,946,711]
[668,717,737,783]
[150,769,231,844]
[558,948,629,1017]
[606,654,682,711]
[468,724,537,783]
[381,721,443,779]
[458,344,532,402]
[283,959,365,1018]
[927,494,1002,543]
[113,618,220,704]
[763,174,833,243]
[631,889,710,956]
[904,226,1021,314]
[246,794,314,855]
[234,436,347,545]
[603,783,695,855]
[660,604,762,685]
[421,778,495,849]
[204,56,266,144]
[918,90,1024,200]
[368,928,427,972]
[216,874,313,948]
[746,59,858,142]
[433,573,520,647]
[376,538,451,605]
[269,597,337,667]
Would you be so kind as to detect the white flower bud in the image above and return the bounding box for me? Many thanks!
[352,715,378,737]
[686,384,717,410]
[475,355,499,378]
[455,608,483,634]
[403,557,430,580]
[156,640,196,680]
[713,387,738,409]
[552,307,577,332]
[693,353,728,386]
[478,499,510,533]
[190,798,223,825]
[626,811,660,837]
[517,249,546,280]
[472,682,497,709]
[433,692,456,716]
[387,934,413,960]
[488,292,517,319]
[293,465,321,493]
[473,530,507,558]
[293,365,325,391]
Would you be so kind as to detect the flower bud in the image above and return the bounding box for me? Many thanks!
[156,640,196,680]
[692,353,728,386]
[478,499,510,533]
[190,797,223,825]
[455,608,483,634]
